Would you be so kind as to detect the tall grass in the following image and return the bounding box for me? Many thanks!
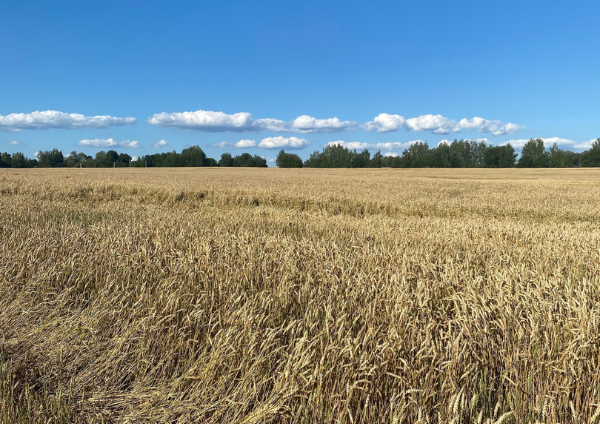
[1,168,600,423]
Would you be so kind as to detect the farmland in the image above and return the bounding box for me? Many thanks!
[1,168,600,423]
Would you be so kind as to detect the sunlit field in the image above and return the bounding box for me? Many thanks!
[2,168,600,423]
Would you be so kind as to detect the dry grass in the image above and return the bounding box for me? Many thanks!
[1,167,600,423]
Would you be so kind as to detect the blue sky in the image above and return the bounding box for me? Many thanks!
[2,0,599,164]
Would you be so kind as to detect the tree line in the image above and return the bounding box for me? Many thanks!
[2,138,599,169]
[278,138,600,168]
[0,146,267,168]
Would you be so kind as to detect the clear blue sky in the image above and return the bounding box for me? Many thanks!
[2,0,599,163]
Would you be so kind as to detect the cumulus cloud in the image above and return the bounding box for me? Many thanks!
[500,137,573,149]
[235,139,257,148]
[290,115,356,133]
[498,136,600,150]
[364,113,523,136]
[79,138,140,148]
[0,110,136,132]
[574,139,599,150]
[327,140,371,150]
[362,113,406,132]
[328,140,421,152]
[9,140,20,145]
[457,117,524,136]
[374,141,421,151]
[253,118,289,132]
[258,136,309,149]
[148,110,255,132]
[120,140,140,148]
[153,139,168,148]
[148,109,355,133]
[439,137,490,146]
[405,114,457,134]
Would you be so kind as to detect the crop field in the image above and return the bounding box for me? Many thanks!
[2,168,600,423]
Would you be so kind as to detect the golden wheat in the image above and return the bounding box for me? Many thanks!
[1,167,600,423]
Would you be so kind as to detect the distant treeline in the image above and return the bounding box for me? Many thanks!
[297,138,600,168]
[2,138,599,169]
[0,146,267,168]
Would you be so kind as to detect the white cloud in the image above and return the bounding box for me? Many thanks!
[120,140,140,148]
[500,137,575,149]
[148,110,355,134]
[153,139,168,148]
[148,110,255,132]
[328,140,420,152]
[362,113,406,132]
[457,117,524,136]
[0,110,136,132]
[235,139,257,148]
[498,136,600,150]
[327,140,371,150]
[438,137,490,146]
[253,118,289,132]
[364,113,523,136]
[79,138,140,148]
[9,140,20,145]
[34,151,40,159]
[79,138,117,147]
[290,115,356,133]
[405,114,457,134]
[384,152,399,157]
[131,156,139,162]
[258,136,309,149]
[574,139,599,150]
[212,141,233,148]
[374,141,420,151]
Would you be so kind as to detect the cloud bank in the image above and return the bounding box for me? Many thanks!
[235,139,257,148]
[364,113,523,136]
[79,138,140,148]
[0,110,136,132]
[501,137,598,150]
[148,110,354,134]
[290,115,356,133]
[327,140,422,151]
[258,136,309,149]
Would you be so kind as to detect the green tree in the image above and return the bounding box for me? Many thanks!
[10,152,27,168]
[38,149,65,167]
[483,144,516,168]
[180,146,207,167]
[351,149,370,168]
[276,150,303,168]
[105,150,119,167]
[369,150,383,168]
[219,153,234,167]
[517,139,549,168]
[580,139,600,167]
[232,153,267,167]
[118,153,132,167]
[401,142,430,167]
[0,152,11,168]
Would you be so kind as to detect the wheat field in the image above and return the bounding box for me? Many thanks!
[1,168,600,423]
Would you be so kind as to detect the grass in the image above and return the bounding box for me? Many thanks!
[1,167,600,423]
